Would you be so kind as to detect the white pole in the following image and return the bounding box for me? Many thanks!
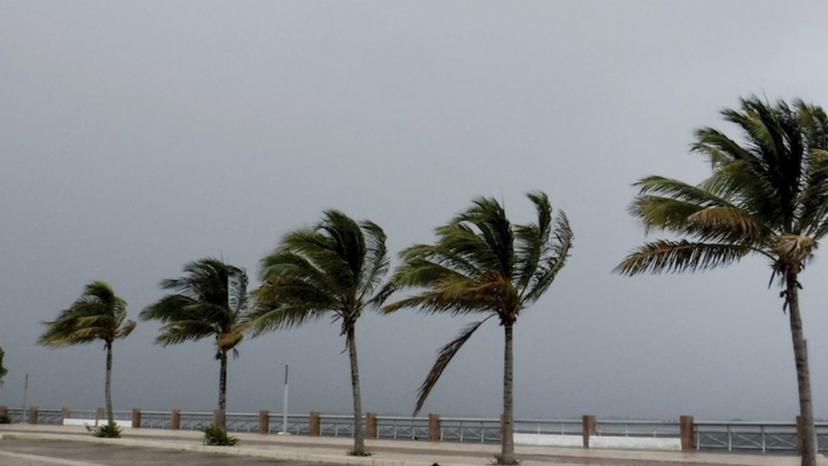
[279,364,289,435]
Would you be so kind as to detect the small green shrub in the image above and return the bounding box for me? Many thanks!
[0,414,11,424]
[201,424,239,446]
[348,448,372,456]
[492,455,520,465]
[94,423,122,438]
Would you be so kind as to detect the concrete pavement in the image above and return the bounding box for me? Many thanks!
[0,424,822,466]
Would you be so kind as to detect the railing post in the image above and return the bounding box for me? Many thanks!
[366,412,378,438]
[797,415,806,456]
[213,409,225,430]
[680,415,695,451]
[28,406,38,424]
[131,408,141,428]
[582,415,596,448]
[428,413,441,442]
[259,410,270,434]
[171,409,181,430]
[95,407,105,426]
[61,407,71,423]
[309,411,321,436]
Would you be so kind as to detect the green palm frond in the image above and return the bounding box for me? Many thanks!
[142,258,249,350]
[385,192,572,412]
[0,346,7,383]
[413,316,493,416]
[253,210,390,333]
[615,240,750,276]
[621,96,828,278]
[39,281,135,348]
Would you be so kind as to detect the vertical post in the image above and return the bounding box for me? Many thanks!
[428,413,441,442]
[680,415,695,451]
[131,408,141,428]
[281,364,289,434]
[309,411,321,436]
[61,407,71,424]
[21,373,29,415]
[797,415,806,456]
[28,406,38,425]
[366,412,378,439]
[582,415,596,448]
[259,410,270,434]
[0,406,7,419]
[213,409,225,430]
[170,409,181,430]
[95,407,105,427]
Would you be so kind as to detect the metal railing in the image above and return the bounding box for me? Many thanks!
[8,407,828,455]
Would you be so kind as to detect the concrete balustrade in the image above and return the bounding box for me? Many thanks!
[365,412,378,438]
[309,411,321,436]
[428,413,440,441]
[680,415,695,451]
[171,409,181,430]
[259,410,269,434]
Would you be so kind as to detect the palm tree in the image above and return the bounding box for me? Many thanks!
[616,96,828,466]
[383,192,573,464]
[140,258,249,431]
[39,281,136,428]
[249,210,389,455]
[0,345,7,385]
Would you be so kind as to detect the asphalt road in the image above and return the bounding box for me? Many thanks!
[0,439,338,466]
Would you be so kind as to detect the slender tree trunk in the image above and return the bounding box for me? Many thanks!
[105,341,114,427]
[218,349,228,431]
[786,272,816,466]
[346,323,366,454]
[501,322,515,464]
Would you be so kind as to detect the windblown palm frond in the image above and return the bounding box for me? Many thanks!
[39,281,135,347]
[384,192,573,415]
[0,346,8,384]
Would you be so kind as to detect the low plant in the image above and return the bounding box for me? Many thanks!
[348,448,372,457]
[94,423,122,438]
[201,423,239,446]
[0,414,11,424]
[492,454,520,465]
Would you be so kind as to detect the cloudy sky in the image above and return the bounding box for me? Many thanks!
[2,1,828,421]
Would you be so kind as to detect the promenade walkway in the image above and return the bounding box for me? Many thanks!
[1,424,824,466]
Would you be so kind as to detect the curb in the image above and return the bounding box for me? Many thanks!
[0,432,491,466]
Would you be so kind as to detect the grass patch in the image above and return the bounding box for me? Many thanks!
[93,423,122,438]
[201,424,239,446]
[492,455,520,465]
[348,448,372,456]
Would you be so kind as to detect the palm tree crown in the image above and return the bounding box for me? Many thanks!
[616,96,828,466]
[39,281,136,348]
[250,210,389,455]
[0,346,8,385]
[617,97,828,277]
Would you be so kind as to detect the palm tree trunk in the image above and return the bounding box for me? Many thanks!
[218,349,228,431]
[105,341,114,427]
[786,271,816,466]
[346,323,366,454]
[501,322,515,464]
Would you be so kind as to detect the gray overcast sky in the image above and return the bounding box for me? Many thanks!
[2,0,828,421]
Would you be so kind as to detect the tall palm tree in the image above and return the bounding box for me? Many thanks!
[616,97,828,466]
[0,345,8,385]
[140,258,249,431]
[249,210,389,455]
[39,281,136,428]
[384,192,573,464]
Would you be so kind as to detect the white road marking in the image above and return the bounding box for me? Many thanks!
[0,449,109,466]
